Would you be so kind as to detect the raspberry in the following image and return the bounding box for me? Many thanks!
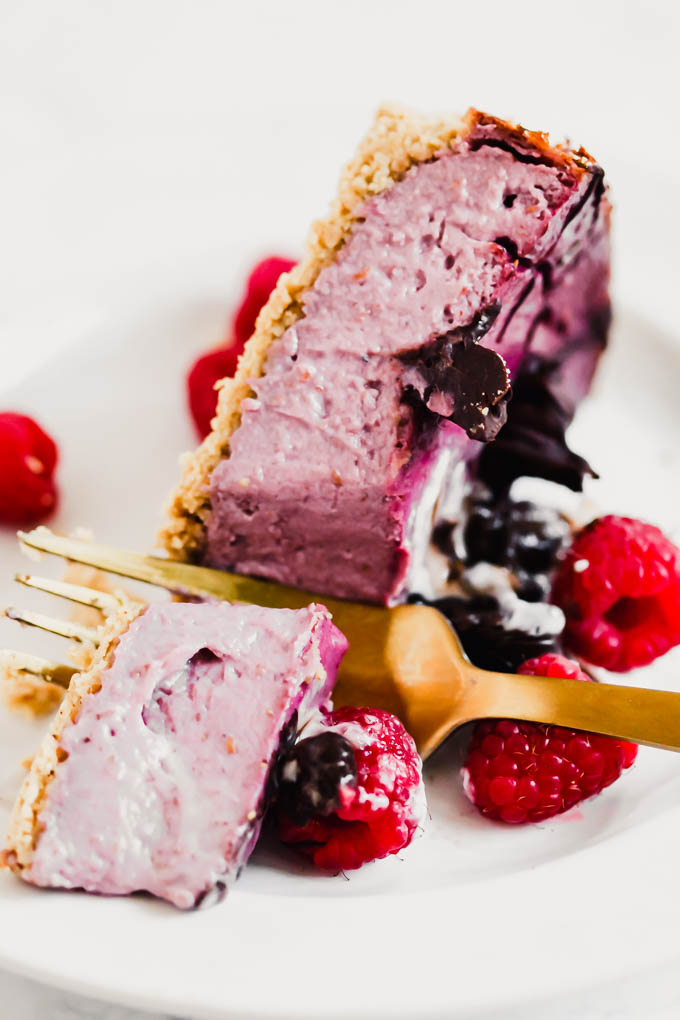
[233,256,296,346]
[186,255,296,438]
[520,651,592,682]
[0,413,58,524]
[551,515,680,671]
[277,707,426,871]
[187,346,239,438]
[462,653,638,824]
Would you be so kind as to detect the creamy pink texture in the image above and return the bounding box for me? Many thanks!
[206,127,609,604]
[27,602,347,908]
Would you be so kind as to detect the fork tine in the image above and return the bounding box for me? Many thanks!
[16,526,320,608]
[3,607,99,645]
[14,573,120,615]
[15,528,375,626]
[0,650,75,689]
[17,526,217,595]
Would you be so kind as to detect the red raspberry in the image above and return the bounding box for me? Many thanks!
[0,413,58,524]
[552,515,680,671]
[278,707,426,871]
[187,346,240,439]
[462,653,637,824]
[233,256,296,346]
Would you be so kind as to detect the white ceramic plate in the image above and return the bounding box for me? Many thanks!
[1,293,680,1020]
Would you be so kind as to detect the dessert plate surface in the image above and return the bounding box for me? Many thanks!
[0,293,679,1019]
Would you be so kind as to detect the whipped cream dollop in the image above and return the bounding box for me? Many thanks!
[462,561,565,637]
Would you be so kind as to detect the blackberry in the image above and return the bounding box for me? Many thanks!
[409,593,560,672]
[509,503,569,574]
[457,623,559,672]
[278,707,426,871]
[464,497,569,577]
[514,570,552,603]
[417,495,569,673]
[462,502,508,564]
[276,731,357,825]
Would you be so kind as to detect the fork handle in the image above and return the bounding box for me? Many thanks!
[468,668,680,751]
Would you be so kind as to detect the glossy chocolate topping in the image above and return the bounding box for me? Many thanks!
[478,354,597,494]
[400,303,511,441]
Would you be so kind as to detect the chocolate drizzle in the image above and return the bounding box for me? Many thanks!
[493,236,532,270]
[492,276,535,346]
[469,136,558,169]
[478,355,597,494]
[449,302,503,344]
[562,165,605,230]
[400,302,511,442]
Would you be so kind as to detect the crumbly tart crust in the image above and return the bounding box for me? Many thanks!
[161,105,595,562]
[2,600,143,876]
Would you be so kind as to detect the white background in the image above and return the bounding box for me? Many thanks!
[1,1,679,1017]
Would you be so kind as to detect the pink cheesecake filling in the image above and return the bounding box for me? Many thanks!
[26,602,347,908]
[206,122,609,604]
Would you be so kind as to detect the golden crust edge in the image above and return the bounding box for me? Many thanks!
[159,104,595,561]
[2,600,144,876]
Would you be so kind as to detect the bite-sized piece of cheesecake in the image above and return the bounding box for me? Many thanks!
[3,601,347,908]
[163,106,610,606]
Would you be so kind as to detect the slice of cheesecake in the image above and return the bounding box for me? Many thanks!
[163,106,610,605]
[3,601,347,908]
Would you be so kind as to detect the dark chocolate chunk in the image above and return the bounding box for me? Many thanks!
[400,303,511,442]
[426,341,511,441]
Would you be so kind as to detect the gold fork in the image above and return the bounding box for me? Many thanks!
[3,526,680,759]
